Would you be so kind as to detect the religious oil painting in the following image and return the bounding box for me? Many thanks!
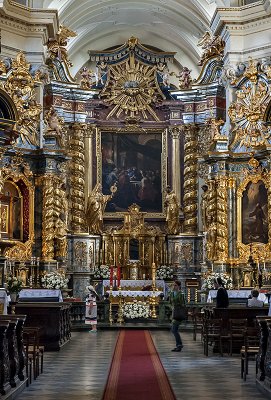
[241,180,268,244]
[101,132,163,213]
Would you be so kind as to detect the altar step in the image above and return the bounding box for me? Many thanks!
[72,320,194,331]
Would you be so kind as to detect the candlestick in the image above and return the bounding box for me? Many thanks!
[110,266,113,286]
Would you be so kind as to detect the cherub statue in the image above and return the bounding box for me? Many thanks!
[177,67,192,89]
[44,107,66,147]
[79,67,95,89]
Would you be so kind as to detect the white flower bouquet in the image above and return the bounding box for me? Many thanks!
[41,271,69,290]
[7,275,23,293]
[93,265,110,279]
[123,301,150,319]
[156,265,174,280]
[201,272,233,291]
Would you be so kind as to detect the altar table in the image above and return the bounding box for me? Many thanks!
[207,290,268,304]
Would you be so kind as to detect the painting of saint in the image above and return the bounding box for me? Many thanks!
[101,133,162,212]
[242,180,268,244]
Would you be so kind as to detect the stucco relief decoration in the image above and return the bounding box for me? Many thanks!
[100,39,165,121]
[228,58,271,150]
[198,32,225,66]
[3,52,42,147]
[47,25,77,68]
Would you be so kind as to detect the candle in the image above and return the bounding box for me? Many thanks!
[110,266,113,286]
[263,261,266,271]
[117,265,121,288]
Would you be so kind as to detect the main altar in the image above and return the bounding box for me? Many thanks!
[0,25,271,325]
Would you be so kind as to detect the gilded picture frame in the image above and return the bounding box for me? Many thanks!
[96,127,167,218]
[237,173,271,261]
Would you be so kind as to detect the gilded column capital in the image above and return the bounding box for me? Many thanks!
[84,124,96,138]
[169,125,182,140]
[227,177,236,189]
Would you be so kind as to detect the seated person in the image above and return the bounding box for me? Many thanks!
[247,289,264,307]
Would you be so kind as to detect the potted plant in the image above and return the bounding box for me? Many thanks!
[6,275,23,301]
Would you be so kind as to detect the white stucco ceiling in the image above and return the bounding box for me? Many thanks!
[43,0,220,76]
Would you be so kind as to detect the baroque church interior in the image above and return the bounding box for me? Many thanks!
[1,0,271,399]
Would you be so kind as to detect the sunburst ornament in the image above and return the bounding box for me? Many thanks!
[100,53,165,121]
[228,59,271,149]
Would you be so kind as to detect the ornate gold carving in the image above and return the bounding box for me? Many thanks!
[44,107,67,148]
[206,180,217,260]
[47,25,77,67]
[164,187,180,235]
[69,123,87,233]
[228,58,271,149]
[86,183,116,235]
[4,238,34,261]
[198,32,225,66]
[41,174,68,260]
[74,241,87,264]
[4,52,42,146]
[237,161,271,261]
[0,59,6,75]
[100,50,165,121]
[216,176,228,261]
[183,124,198,233]
[205,177,229,261]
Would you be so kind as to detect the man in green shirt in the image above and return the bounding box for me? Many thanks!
[169,280,186,352]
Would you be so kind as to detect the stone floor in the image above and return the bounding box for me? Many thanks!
[17,329,267,400]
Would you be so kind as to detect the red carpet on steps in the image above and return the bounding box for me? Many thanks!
[102,330,176,400]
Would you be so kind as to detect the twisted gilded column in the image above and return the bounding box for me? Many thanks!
[228,177,237,259]
[69,123,87,233]
[216,176,228,261]
[169,126,181,204]
[41,174,56,260]
[183,124,198,233]
[84,124,96,206]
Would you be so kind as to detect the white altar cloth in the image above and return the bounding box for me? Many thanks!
[103,279,166,294]
[107,290,163,298]
[207,290,267,304]
[18,289,63,302]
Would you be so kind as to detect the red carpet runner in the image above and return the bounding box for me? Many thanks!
[102,330,176,400]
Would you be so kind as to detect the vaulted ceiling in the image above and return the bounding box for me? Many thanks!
[43,0,226,75]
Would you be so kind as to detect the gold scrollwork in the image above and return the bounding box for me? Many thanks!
[183,124,198,233]
[3,52,42,147]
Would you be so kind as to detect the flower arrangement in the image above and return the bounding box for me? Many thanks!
[156,265,174,280]
[93,265,110,279]
[123,301,150,319]
[6,275,23,293]
[201,272,233,291]
[41,271,69,290]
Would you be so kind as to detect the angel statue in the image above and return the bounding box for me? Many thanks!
[86,183,117,234]
[164,186,180,235]
[177,66,192,89]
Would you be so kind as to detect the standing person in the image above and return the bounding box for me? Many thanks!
[214,277,229,308]
[169,280,186,352]
[85,285,99,332]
